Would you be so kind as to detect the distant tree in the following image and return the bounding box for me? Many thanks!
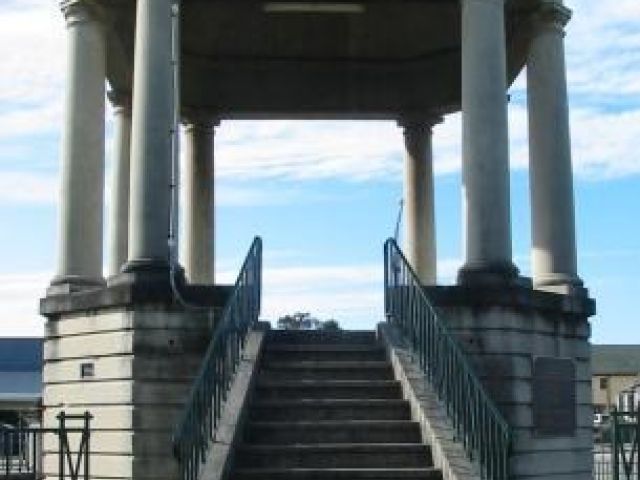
[321,319,341,332]
[277,312,342,331]
[277,312,321,330]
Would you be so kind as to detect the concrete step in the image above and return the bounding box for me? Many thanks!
[267,330,377,345]
[235,443,433,469]
[243,421,422,444]
[254,380,402,400]
[262,344,387,362]
[249,399,412,421]
[260,361,394,381]
[232,468,443,480]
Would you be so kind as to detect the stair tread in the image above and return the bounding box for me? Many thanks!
[236,468,438,471]
[262,361,390,369]
[233,467,442,478]
[238,443,429,452]
[258,380,398,386]
[248,420,416,427]
[253,399,409,406]
[231,330,442,480]
[265,344,385,352]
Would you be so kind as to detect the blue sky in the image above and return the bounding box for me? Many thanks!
[0,0,638,341]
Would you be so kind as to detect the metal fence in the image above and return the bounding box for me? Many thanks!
[1,411,91,480]
[595,410,640,480]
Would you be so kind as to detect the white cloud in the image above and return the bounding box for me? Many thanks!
[215,255,464,330]
[0,171,58,205]
[0,272,48,337]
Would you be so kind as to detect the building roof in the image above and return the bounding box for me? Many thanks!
[0,338,42,404]
[592,345,640,376]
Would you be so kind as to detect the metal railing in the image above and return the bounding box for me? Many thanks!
[384,238,511,480]
[172,237,262,480]
[595,409,640,480]
[1,411,91,480]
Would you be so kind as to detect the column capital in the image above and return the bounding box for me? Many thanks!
[461,0,505,6]
[107,90,132,114]
[531,1,572,35]
[182,109,220,132]
[398,115,443,136]
[60,1,100,26]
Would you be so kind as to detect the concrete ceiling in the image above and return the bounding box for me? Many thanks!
[100,0,539,120]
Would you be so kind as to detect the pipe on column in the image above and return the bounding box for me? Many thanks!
[123,0,176,276]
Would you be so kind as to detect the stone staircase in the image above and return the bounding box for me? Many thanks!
[228,330,443,480]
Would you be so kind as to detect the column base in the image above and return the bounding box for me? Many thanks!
[110,258,175,289]
[47,274,105,296]
[533,273,587,297]
[457,261,526,287]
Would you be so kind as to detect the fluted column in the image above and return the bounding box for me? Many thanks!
[458,0,518,285]
[49,1,105,294]
[401,118,441,285]
[183,119,216,284]
[123,0,176,276]
[528,0,582,293]
[107,91,132,278]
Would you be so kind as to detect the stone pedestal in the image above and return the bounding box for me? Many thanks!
[40,284,232,480]
[425,285,595,480]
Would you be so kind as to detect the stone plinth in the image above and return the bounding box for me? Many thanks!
[40,283,231,480]
[424,285,595,480]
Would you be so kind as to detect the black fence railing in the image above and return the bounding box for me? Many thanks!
[595,409,640,480]
[384,238,511,480]
[172,237,262,480]
[1,411,91,480]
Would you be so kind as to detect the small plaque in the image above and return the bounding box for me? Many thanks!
[532,357,576,437]
[80,362,95,379]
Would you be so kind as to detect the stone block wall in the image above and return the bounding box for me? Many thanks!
[42,306,213,480]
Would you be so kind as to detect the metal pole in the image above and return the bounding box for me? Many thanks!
[613,409,619,480]
[58,412,66,480]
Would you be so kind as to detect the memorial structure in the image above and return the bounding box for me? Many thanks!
[40,0,595,479]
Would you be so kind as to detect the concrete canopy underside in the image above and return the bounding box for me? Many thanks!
[102,0,536,119]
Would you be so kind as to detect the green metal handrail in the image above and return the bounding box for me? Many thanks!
[172,237,262,480]
[384,238,511,480]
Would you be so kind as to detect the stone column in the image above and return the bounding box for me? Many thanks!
[107,91,132,278]
[458,0,518,285]
[527,1,583,293]
[401,118,441,285]
[183,119,216,284]
[49,1,106,294]
[123,0,176,277]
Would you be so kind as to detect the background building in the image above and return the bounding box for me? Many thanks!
[0,337,42,426]
[592,344,640,416]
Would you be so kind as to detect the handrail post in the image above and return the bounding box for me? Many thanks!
[58,411,65,480]
[84,411,91,480]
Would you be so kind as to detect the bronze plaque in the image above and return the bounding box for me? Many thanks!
[532,357,576,437]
